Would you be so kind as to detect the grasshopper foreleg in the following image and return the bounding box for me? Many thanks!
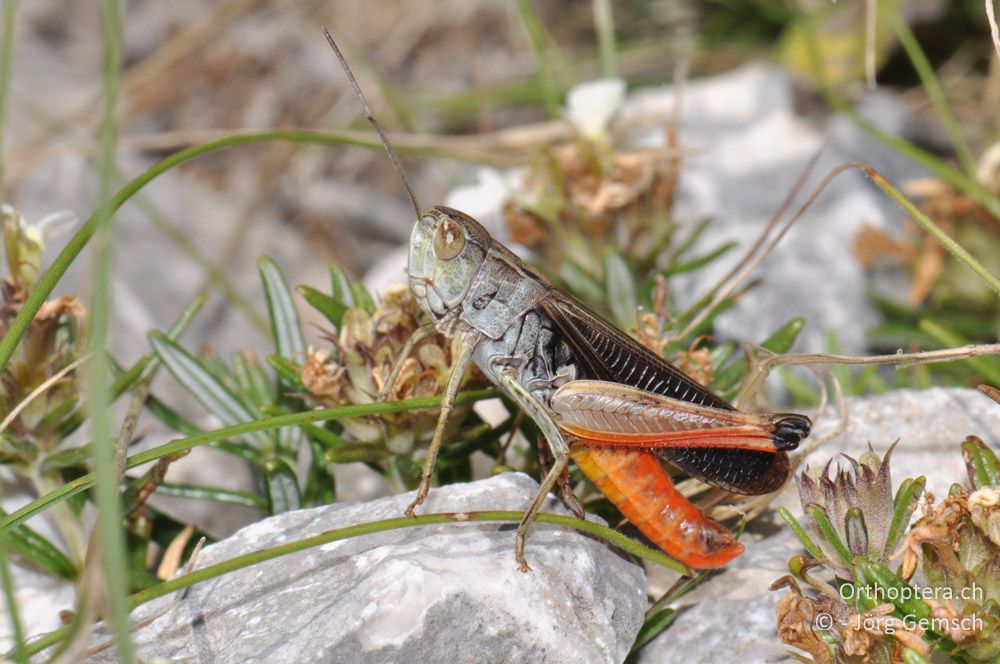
[378,322,437,401]
[404,330,480,517]
[494,365,571,573]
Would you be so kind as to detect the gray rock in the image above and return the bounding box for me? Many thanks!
[81,473,646,664]
[636,386,1000,663]
[624,64,931,355]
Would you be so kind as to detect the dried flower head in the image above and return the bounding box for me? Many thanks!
[0,205,86,457]
[299,285,479,454]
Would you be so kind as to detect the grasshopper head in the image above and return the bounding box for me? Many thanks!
[408,205,491,322]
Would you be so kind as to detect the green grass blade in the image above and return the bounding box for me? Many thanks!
[887,8,976,177]
[0,537,25,663]
[515,0,561,118]
[0,388,497,534]
[0,0,18,193]
[91,0,133,659]
[592,0,618,78]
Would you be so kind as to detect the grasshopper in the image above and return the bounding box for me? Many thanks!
[324,30,811,572]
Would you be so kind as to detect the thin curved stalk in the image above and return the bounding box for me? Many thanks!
[0,128,404,375]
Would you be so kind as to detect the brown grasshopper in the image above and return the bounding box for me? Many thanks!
[324,29,811,572]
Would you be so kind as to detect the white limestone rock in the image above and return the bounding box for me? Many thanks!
[81,473,646,664]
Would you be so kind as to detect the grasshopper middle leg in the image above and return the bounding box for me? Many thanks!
[495,365,572,572]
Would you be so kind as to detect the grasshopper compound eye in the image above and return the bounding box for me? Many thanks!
[433,217,466,260]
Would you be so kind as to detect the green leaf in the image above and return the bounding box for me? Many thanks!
[885,476,925,556]
[149,332,271,451]
[351,281,377,315]
[154,483,267,510]
[233,352,273,411]
[630,606,676,653]
[267,355,307,391]
[660,241,738,278]
[603,249,638,329]
[963,436,1000,489]
[0,508,77,581]
[712,316,806,393]
[806,503,851,565]
[330,262,355,309]
[560,260,604,304]
[919,318,1000,385]
[297,284,348,329]
[776,506,825,560]
[671,217,713,261]
[259,257,306,361]
[777,366,820,407]
[263,457,301,514]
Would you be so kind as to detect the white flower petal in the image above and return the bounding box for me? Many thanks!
[445,168,509,219]
[564,77,626,141]
[33,210,79,245]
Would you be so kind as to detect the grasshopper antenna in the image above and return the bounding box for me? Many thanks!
[322,27,422,218]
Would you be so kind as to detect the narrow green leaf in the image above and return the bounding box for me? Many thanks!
[259,257,306,361]
[712,316,806,392]
[297,284,348,329]
[962,436,1000,490]
[325,443,385,464]
[631,606,675,653]
[149,332,271,451]
[603,249,637,329]
[330,262,355,309]
[154,483,267,510]
[806,504,851,565]
[350,281,377,315]
[233,352,273,411]
[777,507,825,560]
[257,258,306,457]
[0,508,77,581]
[660,241,738,278]
[919,318,1000,385]
[267,355,307,391]
[885,476,925,556]
[859,560,930,621]
[263,458,301,514]
[671,217,712,261]
[776,366,820,407]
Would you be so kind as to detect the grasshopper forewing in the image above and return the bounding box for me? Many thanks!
[323,30,811,573]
